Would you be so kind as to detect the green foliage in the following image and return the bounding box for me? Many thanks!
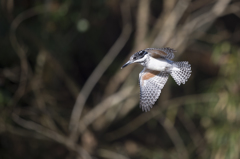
[193,42,240,158]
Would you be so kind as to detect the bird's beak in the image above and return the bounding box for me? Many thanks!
[121,61,132,69]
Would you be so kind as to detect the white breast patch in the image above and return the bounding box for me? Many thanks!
[146,57,172,71]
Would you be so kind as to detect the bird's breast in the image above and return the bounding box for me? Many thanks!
[146,57,172,71]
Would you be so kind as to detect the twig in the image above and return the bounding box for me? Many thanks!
[185,0,231,32]
[98,149,130,159]
[149,0,176,44]
[177,109,206,157]
[82,66,140,132]
[103,0,154,97]
[0,122,47,140]
[179,0,216,24]
[222,2,240,18]
[69,0,132,135]
[9,6,64,135]
[185,0,216,13]
[152,0,191,47]
[159,114,189,159]
[78,86,137,134]
[167,0,231,52]
[117,91,140,118]
[135,0,150,46]
[106,93,217,141]
[9,6,80,99]
[103,0,233,99]
[9,6,43,109]
[31,50,58,131]
[103,61,137,97]
[12,113,92,159]
[47,54,80,98]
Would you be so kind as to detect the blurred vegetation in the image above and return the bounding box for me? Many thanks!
[0,0,240,159]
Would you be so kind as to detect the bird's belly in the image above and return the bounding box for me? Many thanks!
[146,58,171,71]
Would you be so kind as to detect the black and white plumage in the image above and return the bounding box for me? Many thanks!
[121,47,191,112]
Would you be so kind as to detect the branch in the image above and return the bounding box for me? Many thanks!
[0,122,47,140]
[135,0,151,46]
[105,93,217,141]
[9,6,43,109]
[9,5,80,100]
[12,114,92,159]
[69,0,132,135]
[167,0,231,52]
[159,114,189,159]
[177,109,206,157]
[78,86,136,134]
[98,149,130,159]
[152,0,191,47]
[149,0,176,43]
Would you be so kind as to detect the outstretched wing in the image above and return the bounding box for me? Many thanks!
[145,47,175,59]
[139,68,169,112]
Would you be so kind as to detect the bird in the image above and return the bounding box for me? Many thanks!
[121,47,191,112]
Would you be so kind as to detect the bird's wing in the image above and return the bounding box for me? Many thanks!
[139,68,169,112]
[145,47,175,59]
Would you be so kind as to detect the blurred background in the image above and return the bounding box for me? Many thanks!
[0,0,240,158]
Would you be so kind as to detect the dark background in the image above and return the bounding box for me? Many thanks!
[0,0,240,159]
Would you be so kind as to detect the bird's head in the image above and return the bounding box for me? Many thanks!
[121,50,148,69]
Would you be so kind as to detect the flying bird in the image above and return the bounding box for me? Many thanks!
[121,48,191,112]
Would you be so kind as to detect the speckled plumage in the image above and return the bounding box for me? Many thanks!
[139,69,169,112]
[121,47,191,112]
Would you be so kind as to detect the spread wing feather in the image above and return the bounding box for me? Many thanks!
[145,47,175,59]
[139,69,169,112]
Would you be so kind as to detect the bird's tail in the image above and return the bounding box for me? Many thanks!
[170,61,191,85]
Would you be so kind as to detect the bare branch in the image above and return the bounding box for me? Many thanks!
[78,86,137,134]
[152,0,191,47]
[149,0,176,43]
[106,93,217,141]
[8,6,80,99]
[9,6,43,108]
[0,122,47,140]
[178,109,206,157]
[167,0,231,52]
[69,0,132,135]
[159,114,189,159]
[12,114,92,159]
[98,149,130,159]
[135,0,151,46]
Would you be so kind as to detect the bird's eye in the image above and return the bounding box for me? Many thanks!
[139,51,143,55]
[133,57,137,60]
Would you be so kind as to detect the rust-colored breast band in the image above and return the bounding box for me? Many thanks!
[142,70,160,81]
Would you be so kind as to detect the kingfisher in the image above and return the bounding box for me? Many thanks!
[121,48,191,112]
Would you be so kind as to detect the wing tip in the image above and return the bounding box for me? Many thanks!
[140,103,153,112]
